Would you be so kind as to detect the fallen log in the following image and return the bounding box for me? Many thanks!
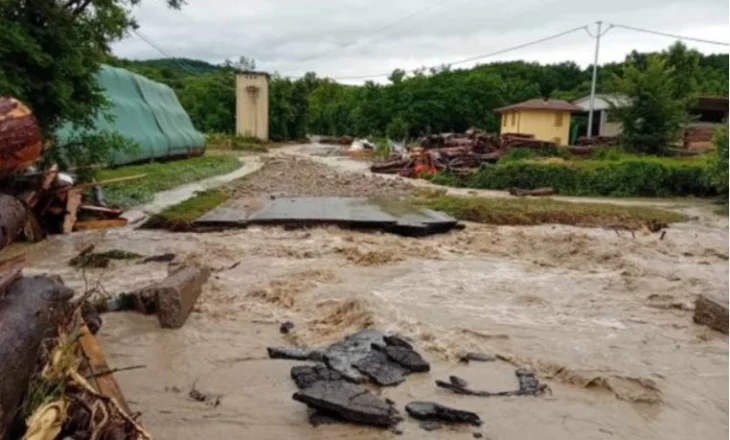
[0,275,74,437]
[508,187,556,197]
[0,97,43,178]
[693,294,728,334]
[0,193,27,252]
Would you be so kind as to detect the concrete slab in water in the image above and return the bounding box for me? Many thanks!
[193,197,458,236]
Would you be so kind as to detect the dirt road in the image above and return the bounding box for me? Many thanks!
[6,147,728,440]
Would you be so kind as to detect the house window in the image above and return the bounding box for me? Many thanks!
[511,112,516,126]
[554,112,563,127]
[503,114,508,127]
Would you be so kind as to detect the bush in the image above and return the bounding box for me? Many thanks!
[445,156,715,197]
[708,124,729,195]
[498,146,571,163]
[47,130,137,181]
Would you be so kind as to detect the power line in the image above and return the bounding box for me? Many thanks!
[279,0,478,70]
[610,23,729,47]
[130,29,206,75]
[326,24,589,81]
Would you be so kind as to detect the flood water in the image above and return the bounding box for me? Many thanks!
[8,205,728,439]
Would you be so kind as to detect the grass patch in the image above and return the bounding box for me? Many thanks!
[145,188,230,230]
[95,155,241,208]
[430,154,715,198]
[413,192,687,229]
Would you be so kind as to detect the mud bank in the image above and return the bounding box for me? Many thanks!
[6,205,727,439]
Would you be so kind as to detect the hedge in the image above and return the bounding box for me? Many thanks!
[431,156,716,197]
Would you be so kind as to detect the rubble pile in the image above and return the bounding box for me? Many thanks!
[0,97,135,253]
[269,328,548,435]
[369,130,557,178]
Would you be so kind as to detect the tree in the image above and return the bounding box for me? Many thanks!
[708,123,729,195]
[612,56,686,155]
[226,56,257,71]
[0,0,181,138]
[386,115,408,140]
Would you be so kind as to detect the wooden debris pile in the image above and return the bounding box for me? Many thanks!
[370,131,555,177]
[0,97,142,253]
[0,267,150,439]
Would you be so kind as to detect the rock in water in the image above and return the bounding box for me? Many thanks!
[323,329,386,382]
[694,293,729,334]
[292,380,401,427]
[290,365,343,389]
[268,346,323,361]
[459,352,496,363]
[375,345,430,372]
[405,401,482,426]
[353,350,407,386]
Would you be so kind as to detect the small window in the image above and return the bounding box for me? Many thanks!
[511,112,516,126]
[554,112,563,127]
[503,114,508,127]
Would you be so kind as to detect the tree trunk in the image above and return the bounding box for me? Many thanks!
[0,193,27,252]
[0,275,74,437]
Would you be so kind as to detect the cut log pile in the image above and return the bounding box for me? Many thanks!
[0,97,140,252]
[369,130,557,178]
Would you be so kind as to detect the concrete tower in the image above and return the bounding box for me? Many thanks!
[235,72,269,141]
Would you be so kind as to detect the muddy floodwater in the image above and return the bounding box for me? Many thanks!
[6,149,729,440]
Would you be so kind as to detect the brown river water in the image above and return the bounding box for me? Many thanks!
[3,148,728,440]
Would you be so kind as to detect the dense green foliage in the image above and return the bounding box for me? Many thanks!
[430,156,715,197]
[95,154,241,208]
[611,43,701,155]
[112,44,727,141]
[0,0,181,136]
[708,124,729,195]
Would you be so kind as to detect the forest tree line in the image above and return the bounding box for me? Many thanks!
[111,43,728,141]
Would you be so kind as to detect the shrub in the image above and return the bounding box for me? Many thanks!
[707,124,729,195]
[447,156,715,197]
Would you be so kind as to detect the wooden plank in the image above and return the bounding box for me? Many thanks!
[74,218,128,231]
[79,205,124,217]
[62,188,83,234]
[77,323,132,414]
[53,174,146,194]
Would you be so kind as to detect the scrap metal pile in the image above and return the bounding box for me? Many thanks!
[370,131,557,177]
[0,97,136,253]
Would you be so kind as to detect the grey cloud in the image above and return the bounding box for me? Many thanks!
[112,0,729,81]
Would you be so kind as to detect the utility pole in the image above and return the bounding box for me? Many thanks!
[587,20,602,137]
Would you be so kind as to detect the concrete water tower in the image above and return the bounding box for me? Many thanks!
[236,71,269,141]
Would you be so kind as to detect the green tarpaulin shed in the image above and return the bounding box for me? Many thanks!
[56,65,205,166]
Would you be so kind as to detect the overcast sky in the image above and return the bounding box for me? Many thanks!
[112,0,729,83]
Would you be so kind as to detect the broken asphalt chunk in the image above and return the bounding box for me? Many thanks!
[292,380,401,427]
[406,401,482,427]
[268,346,323,362]
[323,329,386,382]
[290,365,343,389]
[374,344,430,373]
[353,350,407,386]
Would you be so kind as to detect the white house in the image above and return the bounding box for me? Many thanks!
[572,94,630,137]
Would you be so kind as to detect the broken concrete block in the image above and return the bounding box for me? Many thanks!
[267,346,323,362]
[353,350,407,386]
[694,293,728,334]
[383,334,413,349]
[405,401,482,426]
[292,380,401,427]
[136,265,210,329]
[290,364,343,389]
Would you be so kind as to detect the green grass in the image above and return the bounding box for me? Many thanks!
[144,188,230,230]
[412,192,687,229]
[429,154,715,198]
[95,155,241,208]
